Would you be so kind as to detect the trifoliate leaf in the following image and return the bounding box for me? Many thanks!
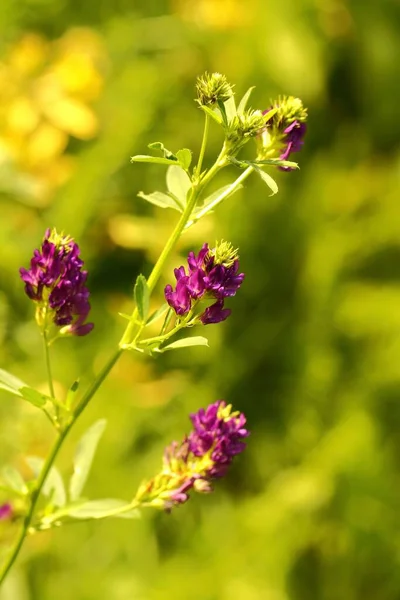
[166,165,191,206]
[147,142,177,160]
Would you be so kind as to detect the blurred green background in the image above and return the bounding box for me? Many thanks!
[0,0,400,598]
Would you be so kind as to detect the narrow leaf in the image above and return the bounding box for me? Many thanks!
[146,304,169,326]
[68,499,140,520]
[223,94,237,121]
[1,466,28,495]
[199,105,223,125]
[253,166,278,195]
[137,191,182,211]
[147,142,177,161]
[217,99,228,126]
[134,274,150,323]
[198,183,243,209]
[176,148,192,171]
[237,87,255,115]
[130,155,178,166]
[253,158,298,169]
[166,165,191,205]
[26,456,66,507]
[161,336,209,351]
[0,368,26,396]
[69,419,107,501]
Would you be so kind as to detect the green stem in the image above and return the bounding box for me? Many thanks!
[0,139,231,587]
[196,113,210,177]
[119,148,228,348]
[43,330,55,399]
[0,347,123,586]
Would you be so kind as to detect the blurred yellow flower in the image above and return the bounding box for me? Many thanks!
[0,28,107,206]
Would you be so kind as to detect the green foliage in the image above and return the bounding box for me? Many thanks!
[69,419,107,502]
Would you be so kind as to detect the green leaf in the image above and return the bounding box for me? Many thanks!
[69,419,107,502]
[166,165,191,206]
[130,155,178,166]
[251,158,299,169]
[134,274,150,323]
[147,141,177,161]
[68,499,140,520]
[0,368,26,397]
[1,466,28,495]
[237,86,255,115]
[161,336,209,351]
[146,304,169,326]
[223,94,237,122]
[176,148,192,171]
[199,105,223,125]
[217,99,228,126]
[137,191,183,211]
[253,165,279,195]
[196,183,243,211]
[19,386,49,408]
[26,456,66,507]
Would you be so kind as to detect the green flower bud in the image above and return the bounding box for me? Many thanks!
[196,72,234,107]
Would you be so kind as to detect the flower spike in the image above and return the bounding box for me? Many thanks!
[135,401,249,510]
[20,228,94,336]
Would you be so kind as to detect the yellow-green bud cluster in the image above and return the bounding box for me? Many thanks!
[196,72,234,107]
[211,241,239,268]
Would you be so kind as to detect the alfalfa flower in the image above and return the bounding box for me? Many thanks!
[164,241,244,325]
[257,95,307,170]
[135,401,249,510]
[19,228,94,336]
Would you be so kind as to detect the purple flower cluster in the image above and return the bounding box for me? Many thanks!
[188,400,249,477]
[259,96,307,171]
[161,401,249,509]
[20,229,93,336]
[164,242,245,325]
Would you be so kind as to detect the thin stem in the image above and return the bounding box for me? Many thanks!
[196,113,210,177]
[0,140,231,587]
[119,149,228,348]
[0,347,123,586]
[43,330,55,399]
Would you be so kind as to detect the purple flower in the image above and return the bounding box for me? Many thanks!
[164,241,244,324]
[135,401,249,511]
[200,300,231,324]
[258,96,307,171]
[20,229,94,336]
[188,401,249,477]
[0,503,12,521]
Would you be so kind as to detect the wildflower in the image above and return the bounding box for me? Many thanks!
[0,503,12,521]
[164,241,244,324]
[135,401,249,510]
[257,95,307,170]
[19,228,94,336]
